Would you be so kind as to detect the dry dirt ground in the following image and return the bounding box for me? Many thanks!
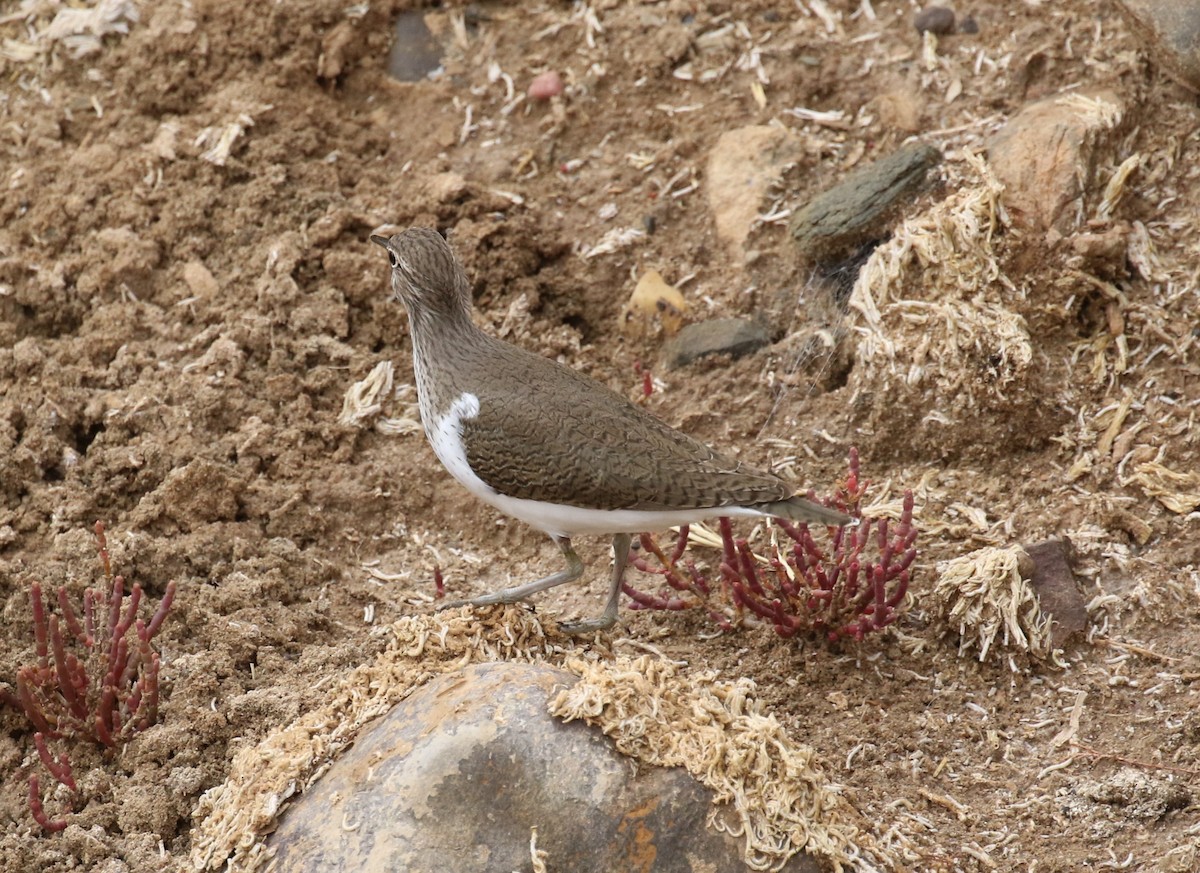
[2,0,1200,871]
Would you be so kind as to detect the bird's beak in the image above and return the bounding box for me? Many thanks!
[369,234,390,249]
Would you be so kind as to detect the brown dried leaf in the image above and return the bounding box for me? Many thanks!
[621,269,687,337]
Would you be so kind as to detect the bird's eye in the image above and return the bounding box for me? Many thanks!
[387,251,397,267]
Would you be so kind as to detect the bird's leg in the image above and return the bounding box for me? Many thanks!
[558,532,632,635]
[436,535,584,611]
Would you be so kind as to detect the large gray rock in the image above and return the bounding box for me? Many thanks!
[268,662,819,872]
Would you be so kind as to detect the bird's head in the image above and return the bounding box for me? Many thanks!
[370,227,472,323]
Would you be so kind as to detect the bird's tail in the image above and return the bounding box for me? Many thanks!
[757,496,854,527]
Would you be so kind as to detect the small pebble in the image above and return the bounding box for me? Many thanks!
[386,11,443,82]
[959,14,979,34]
[528,70,564,100]
[914,5,956,35]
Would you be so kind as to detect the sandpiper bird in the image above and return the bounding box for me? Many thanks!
[371,227,851,633]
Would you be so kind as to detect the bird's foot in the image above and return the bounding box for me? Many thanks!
[556,616,614,634]
[556,607,618,635]
[437,598,617,635]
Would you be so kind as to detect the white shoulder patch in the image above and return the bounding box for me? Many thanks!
[427,392,495,501]
[449,392,480,421]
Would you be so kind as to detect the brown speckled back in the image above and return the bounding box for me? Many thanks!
[375,228,823,515]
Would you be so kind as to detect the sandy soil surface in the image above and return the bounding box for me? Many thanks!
[2,1,1199,871]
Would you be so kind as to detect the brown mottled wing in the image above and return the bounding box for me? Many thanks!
[458,344,793,511]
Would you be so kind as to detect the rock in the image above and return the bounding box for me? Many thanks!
[528,70,564,100]
[914,6,956,35]
[1023,537,1088,649]
[386,10,443,82]
[1115,0,1200,93]
[663,318,770,369]
[986,89,1126,233]
[789,142,942,261]
[705,126,802,256]
[268,662,814,873]
[1069,221,1132,274]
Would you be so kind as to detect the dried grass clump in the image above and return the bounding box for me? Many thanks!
[932,545,1058,668]
[551,655,893,873]
[1126,454,1200,515]
[848,151,1035,439]
[188,608,895,873]
[338,360,423,435]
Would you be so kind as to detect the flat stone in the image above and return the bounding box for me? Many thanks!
[789,142,941,261]
[986,89,1126,233]
[386,10,443,82]
[268,662,817,873]
[1023,537,1088,649]
[663,318,769,369]
[1115,0,1200,93]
